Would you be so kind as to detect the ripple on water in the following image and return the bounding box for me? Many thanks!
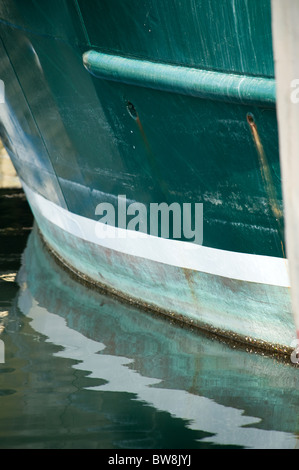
[0,389,16,397]
[0,368,15,374]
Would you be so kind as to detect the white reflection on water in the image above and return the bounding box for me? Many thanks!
[17,283,297,450]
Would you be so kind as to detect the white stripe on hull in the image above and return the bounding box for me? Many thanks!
[22,180,290,288]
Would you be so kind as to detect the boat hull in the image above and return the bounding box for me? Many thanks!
[0,0,296,351]
[22,180,294,351]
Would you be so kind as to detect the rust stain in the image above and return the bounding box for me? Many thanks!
[136,114,169,199]
[247,114,285,256]
[127,102,169,201]
[136,115,152,156]
[183,267,198,307]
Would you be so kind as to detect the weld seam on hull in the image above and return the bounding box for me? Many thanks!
[21,181,290,287]
[83,51,276,107]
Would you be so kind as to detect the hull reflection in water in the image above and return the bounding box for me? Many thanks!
[15,227,299,449]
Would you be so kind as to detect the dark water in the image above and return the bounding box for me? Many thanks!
[0,189,298,450]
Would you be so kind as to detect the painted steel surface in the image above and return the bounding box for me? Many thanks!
[0,0,283,257]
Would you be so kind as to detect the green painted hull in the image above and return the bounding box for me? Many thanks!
[0,0,283,256]
[0,1,296,349]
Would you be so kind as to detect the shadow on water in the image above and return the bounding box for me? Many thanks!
[0,189,298,449]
